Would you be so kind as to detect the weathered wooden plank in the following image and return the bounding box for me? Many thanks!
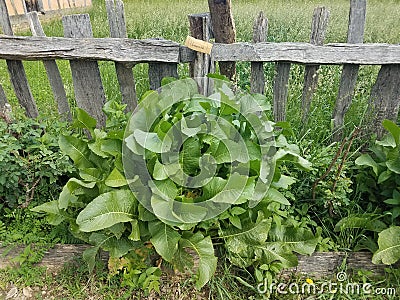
[0,36,400,65]
[0,83,8,107]
[211,42,400,64]
[301,7,329,123]
[367,65,400,139]
[0,0,38,118]
[0,84,12,123]
[188,13,214,95]
[273,62,291,122]
[63,14,106,126]
[148,62,178,91]
[208,0,236,81]
[27,12,71,120]
[0,244,395,278]
[0,36,186,62]
[332,0,366,141]
[250,11,267,95]
[106,0,137,111]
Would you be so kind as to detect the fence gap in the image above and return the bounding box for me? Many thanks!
[27,11,71,121]
[0,0,38,118]
[188,13,214,95]
[301,6,329,124]
[105,0,137,111]
[273,63,291,122]
[332,0,366,141]
[250,11,268,95]
[62,14,106,126]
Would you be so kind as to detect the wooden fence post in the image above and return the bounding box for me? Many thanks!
[27,11,71,121]
[367,65,400,139]
[148,60,178,91]
[0,0,38,118]
[250,11,268,95]
[273,63,291,122]
[301,7,329,124]
[332,0,366,141]
[208,0,236,81]
[105,0,137,111]
[63,14,107,126]
[188,13,214,95]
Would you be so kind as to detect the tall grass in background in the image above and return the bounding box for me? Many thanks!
[0,0,399,142]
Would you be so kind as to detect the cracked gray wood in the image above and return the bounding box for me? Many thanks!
[188,13,214,95]
[106,0,137,111]
[0,0,38,118]
[273,62,291,122]
[332,0,366,141]
[27,11,71,120]
[250,11,267,95]
[63,14,106,126]
[301,7,329,124]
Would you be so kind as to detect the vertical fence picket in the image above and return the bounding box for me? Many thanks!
[250,11,268,95]
[273,63,291,122]
[301,7,329,124]
[106,0,137,111]
[0,84,8,107]
[62,14,106,126]
[188,13,214,95]
[332,0,366,141]
[148,60,178,91]
[0,0,38,118]
[367,66,400,139]
[27,11,71,120]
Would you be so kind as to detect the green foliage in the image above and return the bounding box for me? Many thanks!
[0,118,74,210]
[34,80,317,292]
[372,226,400,265]
[355,120,400,225]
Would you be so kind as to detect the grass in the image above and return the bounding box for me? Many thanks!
[1,0,400,141]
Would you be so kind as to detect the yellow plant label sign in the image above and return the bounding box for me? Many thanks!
[185,36,213,54]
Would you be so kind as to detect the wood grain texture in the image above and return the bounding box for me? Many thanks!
[0,0,38,118]
[0,244,395,278]
[367,65,400,139]
[332,0,366,141]
[301,7,329,123]
[63,14,106,126]
[0,83,8,107]
[208,0,236,81]
[0,37,399,65]
[106,0,137,111]
[148,62,178,90]
[188,13,214,95]
[27,11,71,120]
[273,62,291,122]
[250,11,267,95]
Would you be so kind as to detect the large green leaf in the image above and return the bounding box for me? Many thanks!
[372,226,400,265]
[133,129,171,153]
[149,221,181,262]
[31,200,66,225]
[76,190,135,232]
[179,137,201,175]
[105,168,128,187]
[59,178,96,209]
[269,226,318,255]
[382,119,400,147]
[181,232,217,289]
[257,243,298,268]
[355,154,379,176]
[72,107,97,132]
[334,214,387,233]
[59,135,94,169]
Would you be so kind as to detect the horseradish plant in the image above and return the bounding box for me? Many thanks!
[33,78,319,291]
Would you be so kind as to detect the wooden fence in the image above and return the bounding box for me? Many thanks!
[0,0,399,139]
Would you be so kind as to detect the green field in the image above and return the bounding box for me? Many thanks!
[0,0,399,140]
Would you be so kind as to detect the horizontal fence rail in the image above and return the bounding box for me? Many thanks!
[0,36,399,65]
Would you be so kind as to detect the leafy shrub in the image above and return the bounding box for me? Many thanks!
[0,118,74,210]
[33,79,319,291]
